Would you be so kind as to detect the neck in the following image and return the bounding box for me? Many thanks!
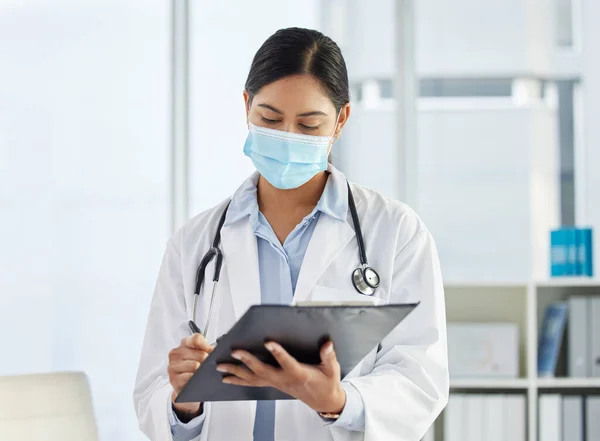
[257,171,329,214]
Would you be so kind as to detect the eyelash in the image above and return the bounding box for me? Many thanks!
[260,117,319,131]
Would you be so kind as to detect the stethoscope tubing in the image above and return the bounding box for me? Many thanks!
[190,182,379,340]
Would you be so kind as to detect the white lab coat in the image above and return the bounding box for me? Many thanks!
[133,168,449,441]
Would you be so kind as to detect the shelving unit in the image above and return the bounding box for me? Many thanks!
[430,279,600,441]
[537,378,600,389]
[450,378,530,390]
[534,278,600,287]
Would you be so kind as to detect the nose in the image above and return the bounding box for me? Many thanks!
[281,120,303,134]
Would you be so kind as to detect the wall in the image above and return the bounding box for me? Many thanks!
[336,107,400,200]
[580,0,600,277]
[0,2,170,440]
[188,1,321,216]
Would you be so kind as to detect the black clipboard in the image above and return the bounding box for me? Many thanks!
[175,302,418,403]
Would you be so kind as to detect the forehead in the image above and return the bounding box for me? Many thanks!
[252,74,336,114]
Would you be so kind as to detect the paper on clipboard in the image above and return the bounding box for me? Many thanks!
[292,286,383,307]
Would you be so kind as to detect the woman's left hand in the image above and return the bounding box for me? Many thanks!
[216,341,346,414]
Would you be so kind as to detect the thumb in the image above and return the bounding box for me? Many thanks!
[319,341,339,377]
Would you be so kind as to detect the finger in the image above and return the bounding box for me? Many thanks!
[177,372,195,383]
[232,350,278,380]
[222,376,256,387]
[183,334,214,352]
[319,341,340,378]
[216,363,257,382]
[170,359,201,374]
[265,342,302,375]
[178,347,211,363]
[172,372,194,392]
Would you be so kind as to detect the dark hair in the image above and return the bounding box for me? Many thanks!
[245,27,350,113]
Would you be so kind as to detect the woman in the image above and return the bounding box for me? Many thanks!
[134,27,448,441]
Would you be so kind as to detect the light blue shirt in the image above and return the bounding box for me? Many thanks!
[169,171,365,440]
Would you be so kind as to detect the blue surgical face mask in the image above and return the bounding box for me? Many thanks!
[243,121,337,190]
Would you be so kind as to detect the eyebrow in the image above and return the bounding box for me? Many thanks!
[257,103,328,117]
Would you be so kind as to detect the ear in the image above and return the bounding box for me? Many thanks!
[335,102,351,138]
[243,90,251,122]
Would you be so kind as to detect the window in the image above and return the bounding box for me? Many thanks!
[0,2,170,439]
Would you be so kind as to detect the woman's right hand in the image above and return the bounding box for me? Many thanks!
[168,333,214,421]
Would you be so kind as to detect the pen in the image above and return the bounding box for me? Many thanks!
[188,320,202,334]
[189,320,221,346]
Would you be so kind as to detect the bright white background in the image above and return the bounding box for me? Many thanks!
[0,1,320,440]
[1,1,600,440]
[0,1,170,440]
[188,1,320,214]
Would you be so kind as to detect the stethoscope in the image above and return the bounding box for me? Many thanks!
[189,181,381,338]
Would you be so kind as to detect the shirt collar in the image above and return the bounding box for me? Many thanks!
[223,164,349,228]
[315,164,348,222]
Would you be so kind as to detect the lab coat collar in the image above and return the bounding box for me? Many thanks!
[219,164,357,318]
[222,171,260,227]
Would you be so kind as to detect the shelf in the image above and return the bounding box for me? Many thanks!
[443,279,600,289]
[444,281,528,289]
[450,378,600,390]
[534,278,600,288]
[537,378,600,389]
[450,378,530,389]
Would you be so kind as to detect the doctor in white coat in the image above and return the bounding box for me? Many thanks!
[134,27,448,441]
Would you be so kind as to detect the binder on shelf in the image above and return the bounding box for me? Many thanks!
[562,395,584,441]
[580,228,594,277]
[464,395,484,441]
[576,228,584,276]
[538,303,568,377]
[483,395,504,441]
[505,395,526,441]
[568,296,589,377]
[591,296,600,377]
[539,394,562,441]
[443,393,464,441]
[550,227,594,277]
[586,396,600,441]
[551,229,567,276]
[566,228,578,275]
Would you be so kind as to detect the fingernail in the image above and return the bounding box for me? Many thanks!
[231,352,243,361]
[265,342,277,353]
[325,343,334,355]
[222,378,232,384]
[216,366,227,373]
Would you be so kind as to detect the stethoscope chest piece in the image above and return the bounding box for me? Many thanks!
[352,265,381,296]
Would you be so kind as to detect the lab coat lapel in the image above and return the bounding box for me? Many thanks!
[293,214,355,303]
[220,219,261,320]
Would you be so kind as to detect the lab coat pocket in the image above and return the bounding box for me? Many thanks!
[304,284,383,306]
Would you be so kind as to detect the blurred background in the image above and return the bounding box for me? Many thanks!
[1,1,599,440]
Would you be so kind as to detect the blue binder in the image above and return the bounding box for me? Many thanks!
[565,228,578,276]
[538,302,568,377]
[580,228,593,277]
[550,229,567,277]
[576,229,584,276]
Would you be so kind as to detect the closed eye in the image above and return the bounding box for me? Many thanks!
[300,124,319,131]
[261,117,281,125]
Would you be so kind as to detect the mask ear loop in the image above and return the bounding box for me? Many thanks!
[327,111,342,157]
